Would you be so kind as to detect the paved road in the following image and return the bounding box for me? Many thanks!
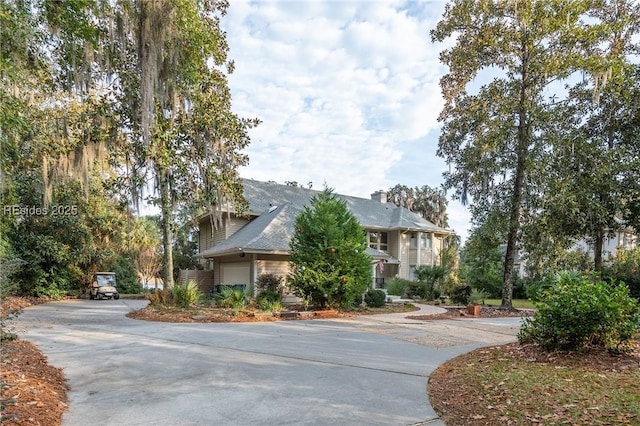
[15,300,523,426]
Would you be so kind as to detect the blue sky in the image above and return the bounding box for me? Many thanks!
[221,0,472,243]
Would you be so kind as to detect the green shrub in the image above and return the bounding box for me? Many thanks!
[256,289,281,304]
[287,190,372,308]
[451,284,471,305]
[109,254,143,294]
[524,274,555,302]
[256,290,283,312]
[215,286,247,314]
[257,298,283,313]
[364,289,386,308]
[33,267,74,299]
[407,280,428,299]
[172,280,203,307]
[256,273,284,296]
[518,272,640,353]
[602,248,640,301]
[386,278,410,296]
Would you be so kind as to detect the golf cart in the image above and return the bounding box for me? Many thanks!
[90,272,120,300]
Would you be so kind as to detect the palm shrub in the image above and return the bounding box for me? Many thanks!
[172,280,203,307]
[518,271,640,353]
[215,286,247,314]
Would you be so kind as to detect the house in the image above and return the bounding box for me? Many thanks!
[571,219,637,261]
[193,179,455,295]
[508,218,637,279]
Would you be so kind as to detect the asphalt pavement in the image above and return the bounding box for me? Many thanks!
[14,300,523,426]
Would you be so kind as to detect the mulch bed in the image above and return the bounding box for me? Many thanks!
[408,306,535,320]
[428,339,640,425]
[1,297,68,426]
[126,305,351,323]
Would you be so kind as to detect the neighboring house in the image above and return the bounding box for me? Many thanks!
[572,219,637,261]
[510,219,637,279]
[194,179,455,295]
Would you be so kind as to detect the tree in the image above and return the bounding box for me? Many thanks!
[288,190,372,308]
[460,224,504,298]
[387,183,449,227]
[431,1,604,308]
[111,0,259,288]
[2,1,256,297]
[525,0,640,273]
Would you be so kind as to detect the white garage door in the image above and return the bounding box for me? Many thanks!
[220,263,250,286]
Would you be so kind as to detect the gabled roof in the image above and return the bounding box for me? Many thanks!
[198,179,454,257]
[199,203,300,257]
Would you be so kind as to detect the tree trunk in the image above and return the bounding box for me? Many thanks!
[594,228,604,272]
[158,166,174,289]
[502,178,523,309]
[503,39,530,309]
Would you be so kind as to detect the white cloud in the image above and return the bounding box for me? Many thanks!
[222,0,471,242]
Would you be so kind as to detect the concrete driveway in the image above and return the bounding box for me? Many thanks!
[16,300,523,426]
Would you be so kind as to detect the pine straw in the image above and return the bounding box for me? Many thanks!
[429,340,640,425]
[1,340,68,425]
[1,297,69,425]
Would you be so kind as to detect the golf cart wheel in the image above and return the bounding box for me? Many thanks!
[114,294,120,300]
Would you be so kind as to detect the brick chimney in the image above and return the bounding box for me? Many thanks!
[371,190,387,203]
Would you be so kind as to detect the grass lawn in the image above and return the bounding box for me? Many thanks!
[483,298,536,309]
[429,340,640,425]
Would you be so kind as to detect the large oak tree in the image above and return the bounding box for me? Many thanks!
[431,0,598,308]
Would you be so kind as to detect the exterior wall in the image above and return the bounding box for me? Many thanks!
[387,231,400,259]
[395,231,442,280]
[178,269,215,294]
[256,257,290,278]
[198,216,250,252]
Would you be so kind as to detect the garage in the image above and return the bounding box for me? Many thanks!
[220,262,251,286]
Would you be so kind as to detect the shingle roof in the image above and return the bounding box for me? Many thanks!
[198,179,453,257]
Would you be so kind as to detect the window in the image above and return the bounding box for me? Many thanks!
[411,233,432,249]
[368,231,388,252]
[422,234,432,249]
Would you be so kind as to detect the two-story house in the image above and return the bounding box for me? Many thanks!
[194,179,454,294]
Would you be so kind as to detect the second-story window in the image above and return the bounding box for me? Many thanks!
[410,232,432,249]
[369,231,388,252]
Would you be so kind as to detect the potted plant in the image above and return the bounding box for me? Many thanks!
[466,289,487,316]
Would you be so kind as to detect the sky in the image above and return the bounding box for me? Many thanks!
[220,0,472,243]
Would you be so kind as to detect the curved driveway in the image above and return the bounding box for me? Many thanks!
[16,300,522,426]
